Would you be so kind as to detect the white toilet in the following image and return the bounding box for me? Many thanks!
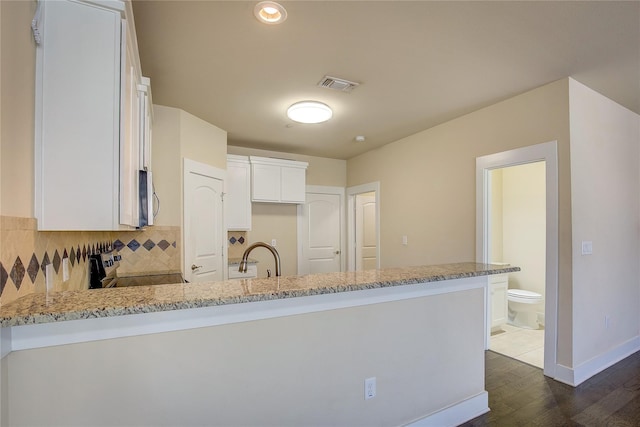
[507,289,543,329]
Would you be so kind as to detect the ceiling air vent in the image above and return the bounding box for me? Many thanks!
[317,75,360,93]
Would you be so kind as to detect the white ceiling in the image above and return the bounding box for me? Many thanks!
[132,1,640,160]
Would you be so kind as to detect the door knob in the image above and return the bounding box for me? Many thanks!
[335,250,341,255]
[191,264,202,271]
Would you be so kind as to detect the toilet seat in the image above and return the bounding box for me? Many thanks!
[507,289,543,304]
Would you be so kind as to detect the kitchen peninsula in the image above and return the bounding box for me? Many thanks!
[0,263,518,426]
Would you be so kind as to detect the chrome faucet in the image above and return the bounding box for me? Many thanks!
[239,242,281,277]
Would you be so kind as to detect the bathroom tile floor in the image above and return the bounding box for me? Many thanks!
[490,323,544,368]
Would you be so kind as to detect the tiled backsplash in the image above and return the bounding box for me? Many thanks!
[0,216,180,305]
[228,231,248,259]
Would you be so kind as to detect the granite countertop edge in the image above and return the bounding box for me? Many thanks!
[0,263,520,328]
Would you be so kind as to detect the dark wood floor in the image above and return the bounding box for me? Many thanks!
[460,350,640,426]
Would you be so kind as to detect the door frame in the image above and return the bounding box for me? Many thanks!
[475,140,558,378]
[182,158,227,281]
[297,185,346,275]
[347,182,381,271]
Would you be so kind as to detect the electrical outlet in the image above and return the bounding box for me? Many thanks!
[402,235,408,246]
[271,239,277,247]
[364,377,376,400]
[62,258,69,282]
[45,264,54,292]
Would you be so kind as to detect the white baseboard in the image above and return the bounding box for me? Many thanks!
[405,392,489,427]
[554,336,640,386]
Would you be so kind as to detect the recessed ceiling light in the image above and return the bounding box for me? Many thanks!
[287,101,333,124]
[254,2,287,25]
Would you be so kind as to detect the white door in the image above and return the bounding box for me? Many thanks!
[183,159,225,283]
[298,189,343,275]
[356,193,377,270]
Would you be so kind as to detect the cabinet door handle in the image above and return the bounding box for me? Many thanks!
[191,264,202,271]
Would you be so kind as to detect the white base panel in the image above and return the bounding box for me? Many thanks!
[405,392,489,427]
[554,336,640,386]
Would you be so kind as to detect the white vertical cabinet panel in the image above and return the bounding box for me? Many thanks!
[226,155,251,230]
[119,19,141,228]
[35,0,123,230]
[35,0,149,231]
[138,77,152,171]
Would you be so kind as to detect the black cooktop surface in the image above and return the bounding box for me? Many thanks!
[116,273,184,287]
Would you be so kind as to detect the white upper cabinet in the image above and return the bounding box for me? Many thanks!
[226,155,252,230]
[34,0,151,230]
[250,156,308,204]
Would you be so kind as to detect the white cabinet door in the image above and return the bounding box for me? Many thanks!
[35,0,123,230]
[250,156,308,204]
[228,264,257,280]
[281,166,306,203]
[251,163,281,202]
[490,274,509,329]
[226,155,252,230]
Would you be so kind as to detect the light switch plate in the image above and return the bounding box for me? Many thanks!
[581,241,593,255]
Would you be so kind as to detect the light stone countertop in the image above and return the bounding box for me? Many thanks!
[0,262,519,327]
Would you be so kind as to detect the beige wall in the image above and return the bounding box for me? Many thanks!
[7,289,485,426]
[0,0,36,218]
[227,146,347,278]
[0,1,5,423]
[502,162,546,299]
[347,79,574,365]
[150,105,182,226]
[568,79,640,367]
[180,108,227,171]
[151,105,228,228]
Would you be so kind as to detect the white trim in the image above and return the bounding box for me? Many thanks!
[0,327,11,359]
[182,158,227,281]
[297,185,346,275]
[554,337,640,386]
[475,141,559,378]
[346,182,381,271]
[405,392,489,427]
[6,276,487,354]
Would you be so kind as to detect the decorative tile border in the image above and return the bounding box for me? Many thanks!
[1,216,181,305]
[1,238,179,296]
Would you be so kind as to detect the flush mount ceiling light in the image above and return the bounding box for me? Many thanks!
[254,1,287,25]
[287,101,333,124]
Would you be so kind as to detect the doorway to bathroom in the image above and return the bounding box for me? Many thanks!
[487,162,546,368]
[476,141,558,378]
[347,182,380,271]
